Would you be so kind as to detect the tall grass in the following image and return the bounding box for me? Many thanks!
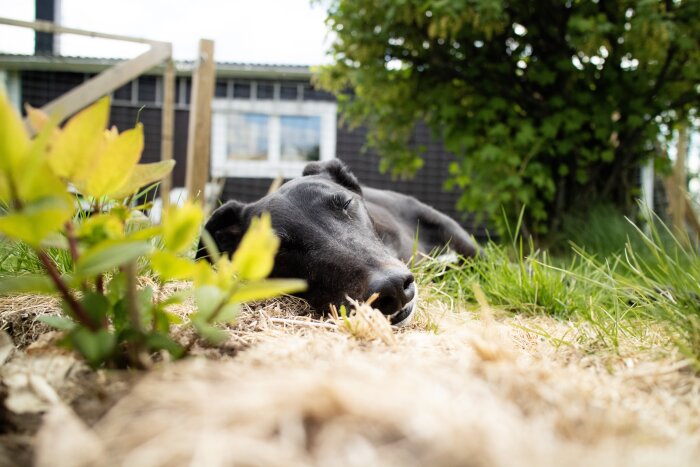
[413,207,700,367]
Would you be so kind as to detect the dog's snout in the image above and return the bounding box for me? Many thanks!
[368,269,415,315]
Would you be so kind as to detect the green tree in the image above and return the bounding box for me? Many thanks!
[318,0,700,237]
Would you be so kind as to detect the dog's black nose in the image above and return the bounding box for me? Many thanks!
[368,269,415,315]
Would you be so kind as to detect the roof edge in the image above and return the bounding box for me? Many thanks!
[0,54,315,79]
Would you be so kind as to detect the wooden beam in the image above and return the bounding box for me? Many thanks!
[160,59,176,210]
[0,17,158,45]
[684,197,700,242]
[34,42,171,126]
[185,39,216,206]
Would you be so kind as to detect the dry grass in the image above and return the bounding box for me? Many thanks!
[1,283,700,467]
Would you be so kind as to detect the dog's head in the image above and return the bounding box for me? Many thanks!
[197,160,417,325]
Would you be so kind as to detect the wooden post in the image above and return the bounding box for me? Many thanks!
[185,39,216,206]
[160,59,176,209]
[671,124,688,239]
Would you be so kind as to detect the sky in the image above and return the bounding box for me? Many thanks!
[0,0,332,65]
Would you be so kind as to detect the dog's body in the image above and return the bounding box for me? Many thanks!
[198,160,481,325]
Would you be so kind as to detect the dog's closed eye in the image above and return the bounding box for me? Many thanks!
[330,193,353,212]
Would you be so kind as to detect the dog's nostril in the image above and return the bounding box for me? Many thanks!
[373,296,395,314]
[403,273,414,291]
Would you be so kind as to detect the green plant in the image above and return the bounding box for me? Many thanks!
[317,0,700,237]
[0,92,305,368]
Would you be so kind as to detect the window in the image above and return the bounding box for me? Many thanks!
[257,82,274,100]
[233,81,251,98]
[138,76,157,103]
[211,98,337,178]
[227,113,269,161]
[215,79,228,98]
[280,115,321,162]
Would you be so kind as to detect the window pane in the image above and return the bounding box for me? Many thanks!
[138,76,157,102]
[215,79,228,98]
[280,115,321,162]
[226,113,269,161]
[233,81,250,98]
[113,81,132,101]
[280,84,298,100]
[257,82,274,100]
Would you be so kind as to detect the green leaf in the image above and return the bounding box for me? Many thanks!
[75,240,152,277]
[37,315,76,331]
[230,279,307,303]
[145,332,184,358]
[150,250,197,281]
[80,291,110,326]
[151,308,171,333]
[69,328,116,368]
[126,226,161,241]
[232,213,280,280]
[0,275,56,295]
[47,97,110,181]
[77,214,125,244]
[212,303,239,324]
[78,124,144,199]
[112,299,129,332]
[162,202,204,253]
[194,285,226,318]
[110,160,176,200]
[191,317,229,344]
[0,196,73,246]
[0,89,30,176]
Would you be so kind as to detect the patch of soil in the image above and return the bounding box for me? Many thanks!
[1,290,699,467]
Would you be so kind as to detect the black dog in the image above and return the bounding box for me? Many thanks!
[197,160,481,325]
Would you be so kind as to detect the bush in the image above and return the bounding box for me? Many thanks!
[0,92,305,368]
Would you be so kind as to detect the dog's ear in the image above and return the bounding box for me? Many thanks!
[195,200,247,261]
[302,160,362,195]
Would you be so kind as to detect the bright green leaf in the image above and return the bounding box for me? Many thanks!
[77,123,145,198]
[231,213,280,280]
[110,160,176,200]
[75,239,152,277]
[0,197,73,246]
[162,201,204,253]
[0,90,30,176]
[47,97,110,181]
[150,250,197,281]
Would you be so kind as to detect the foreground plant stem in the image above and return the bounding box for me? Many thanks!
[36,249,99,332]
[124,261,151,369]
[65,222,79,264]
[206,284,239,325]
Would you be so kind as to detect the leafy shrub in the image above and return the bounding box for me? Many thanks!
[0,92,305,368]
[318,0,699,237]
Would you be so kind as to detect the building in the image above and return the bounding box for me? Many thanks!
[0,53,486,239]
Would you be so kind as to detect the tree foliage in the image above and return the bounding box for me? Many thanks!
[318,0,700,236]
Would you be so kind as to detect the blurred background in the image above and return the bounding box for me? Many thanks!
[1,0,698,246]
